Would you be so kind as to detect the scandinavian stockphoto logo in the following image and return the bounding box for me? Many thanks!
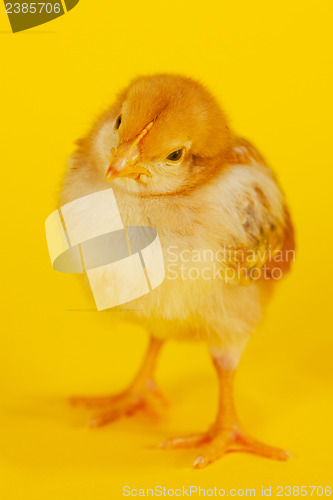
[45,189,165,311]
[3,0,79,33]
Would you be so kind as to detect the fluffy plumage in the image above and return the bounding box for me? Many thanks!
[63,74,295,467]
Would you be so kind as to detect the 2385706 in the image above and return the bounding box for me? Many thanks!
[276,486,331,496]
[5,3,61,14]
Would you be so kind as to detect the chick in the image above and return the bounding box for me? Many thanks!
[61,74,295,468]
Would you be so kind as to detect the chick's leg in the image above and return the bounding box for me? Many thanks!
[71,337,167,427]
[161,346,289,468]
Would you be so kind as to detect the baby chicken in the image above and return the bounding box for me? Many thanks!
[61,74,295,468]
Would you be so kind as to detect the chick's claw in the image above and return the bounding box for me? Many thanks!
[160,426,290,469]
[71,382,168,428]
[160,431,211,449]
[237,434,291,461]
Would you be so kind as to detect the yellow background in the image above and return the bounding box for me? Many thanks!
[1,1,332,498]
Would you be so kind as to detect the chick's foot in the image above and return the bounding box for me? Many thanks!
[160,424,290,468]
[71,380,168,428]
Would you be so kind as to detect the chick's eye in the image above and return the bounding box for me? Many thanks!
[115,114,122,130]
[166,149,184,162]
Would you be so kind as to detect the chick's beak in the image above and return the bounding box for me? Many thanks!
[105,145,152,182]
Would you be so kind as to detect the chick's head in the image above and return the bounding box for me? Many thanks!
[94,74,232,195]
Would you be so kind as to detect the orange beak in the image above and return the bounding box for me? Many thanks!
[105,147,152,181]
[105,165,152,182]
[105,121,154,182]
